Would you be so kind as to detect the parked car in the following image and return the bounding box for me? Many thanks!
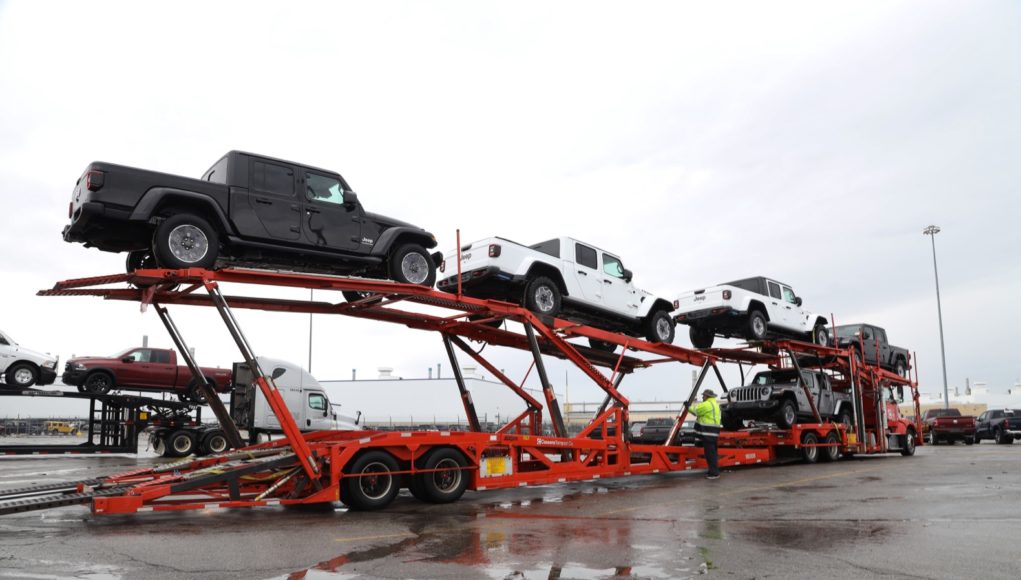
[0,328,58,388]
[61,347,232,402]
[830,324,911,376]
[673,277,830,349]
[62,151,441,297]
[437,236,675,349]
[974,409,1020,445]
[630,417,695,444]
[921,408,976,445]
[721,369,853,430]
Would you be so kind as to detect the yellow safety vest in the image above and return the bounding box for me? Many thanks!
[691,397,722,435]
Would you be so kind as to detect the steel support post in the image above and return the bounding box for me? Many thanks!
[442,334,482,432]
[154,304,244,449]
[594,373,627,418]
[787,350,822,423]
[666,360,713,446]
[205,282,320,480]
[523,322,567,438]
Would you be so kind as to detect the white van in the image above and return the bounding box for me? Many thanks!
[0,328,58,388]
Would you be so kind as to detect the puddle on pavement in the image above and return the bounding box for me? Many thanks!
[735,520,889,549]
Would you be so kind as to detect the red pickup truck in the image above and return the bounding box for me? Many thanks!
[921,408,976,445]
[62,347,232,402]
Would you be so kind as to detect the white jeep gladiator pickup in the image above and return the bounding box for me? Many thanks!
[673,276,830,349]
[436,237,676,349]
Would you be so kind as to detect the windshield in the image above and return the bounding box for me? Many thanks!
[752,371,800,385]
[833,325,863,339]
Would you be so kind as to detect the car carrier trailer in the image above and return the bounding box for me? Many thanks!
[0,268,920,516]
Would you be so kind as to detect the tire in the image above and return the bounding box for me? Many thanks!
[153,213,219,270]
[183,378,214,404]
[82,371,114,395]
[927,431,938,445]
[587,339,617,353]
[776,398,798,429]
[722,413,744,432]
[388,244,436,287]
[5,363,39,388]
[200,430,229,455]
[342,290,377,303]
[167,429,197,457]
[820,432,841,462]
[901,430,917,456]
[894,359,906,377]
[125,250,157,273]
[964,436,975,446]
[407,475,429,501]
[746,310,767,341]
[812,324,830,347]
[643,310,675,344]
[689,327,715,349]
[417,448,469,503]
[995,428,1008,445]
[523,276,562,318]
[836,408,854,431]
[342,450,401,510]
[152,433,168,457]
[801,432,820,464]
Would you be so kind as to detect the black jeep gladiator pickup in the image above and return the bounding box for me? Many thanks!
[830,323,911,376]
[63,151,441,290]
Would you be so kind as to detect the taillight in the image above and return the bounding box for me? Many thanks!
[722,290,732,300]
[439,260,446,273]
[1006,419,1011,429]
[672,300,679,309]
[68,202,73,219]
[85,170,105,191]
[488,244,501,258]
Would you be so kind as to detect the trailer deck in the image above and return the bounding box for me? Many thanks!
[0,268,920,516]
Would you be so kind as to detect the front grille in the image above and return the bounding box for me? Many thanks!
[729,388,760,403]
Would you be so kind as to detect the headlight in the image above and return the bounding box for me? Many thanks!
[760,386,772,398]
[71,363,87,371]
[43,360,57,369]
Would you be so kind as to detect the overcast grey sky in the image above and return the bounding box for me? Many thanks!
[1,1,1018,418]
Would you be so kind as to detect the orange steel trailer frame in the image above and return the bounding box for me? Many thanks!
[0,269,918,516]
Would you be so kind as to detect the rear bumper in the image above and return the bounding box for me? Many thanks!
[437,267,522,294]
[62,202,145,251]
[675,306,742,327]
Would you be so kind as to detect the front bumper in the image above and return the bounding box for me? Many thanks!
[722,400,780,420]
[38,367,57,386]
[61,370,87,386]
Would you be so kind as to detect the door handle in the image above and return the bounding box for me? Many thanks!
[306,208,320,214]
[255,198,273,205]
[306,419,311,427]
[603,279,613,285]
[290,204,299,211]
[577,271,588,276]
[290,226,300,233]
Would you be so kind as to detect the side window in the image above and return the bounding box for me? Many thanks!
[861,327,873,340]
[126,349,151,363]
[0,335,8,346]
[782,286,797,304]
[202,156,229,184]
[767,281,782,299]
[576,244,597,269]
[152,351,172,364]
[876,329,888,343]
[978,412,987,421]
[602,254,624,278]
[992,411,1003,419]
[305,172,345,205]
[308,393,327,411]
[252,161,294,197]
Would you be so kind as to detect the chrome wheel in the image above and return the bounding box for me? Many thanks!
[534,286,555,312]
[13,367,34,385]
[168,224,209,264]
[752,317,766,337]
[783,405,796,426]
[655,317,673,340]
[401,252,430,285]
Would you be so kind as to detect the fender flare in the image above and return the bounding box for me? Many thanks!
[747,299,770,322]
[524,262,569,296]
[129,188,233,233]
[369,227,437,257]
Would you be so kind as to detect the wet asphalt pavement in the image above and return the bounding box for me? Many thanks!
[1,442,1019,579]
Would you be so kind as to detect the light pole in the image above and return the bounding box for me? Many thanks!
[923,225,949,409]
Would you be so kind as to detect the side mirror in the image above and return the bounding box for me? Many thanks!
[343,191,359,207]
[794,296,803,306]
[323,409,329,418]
[622,268,633,282]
